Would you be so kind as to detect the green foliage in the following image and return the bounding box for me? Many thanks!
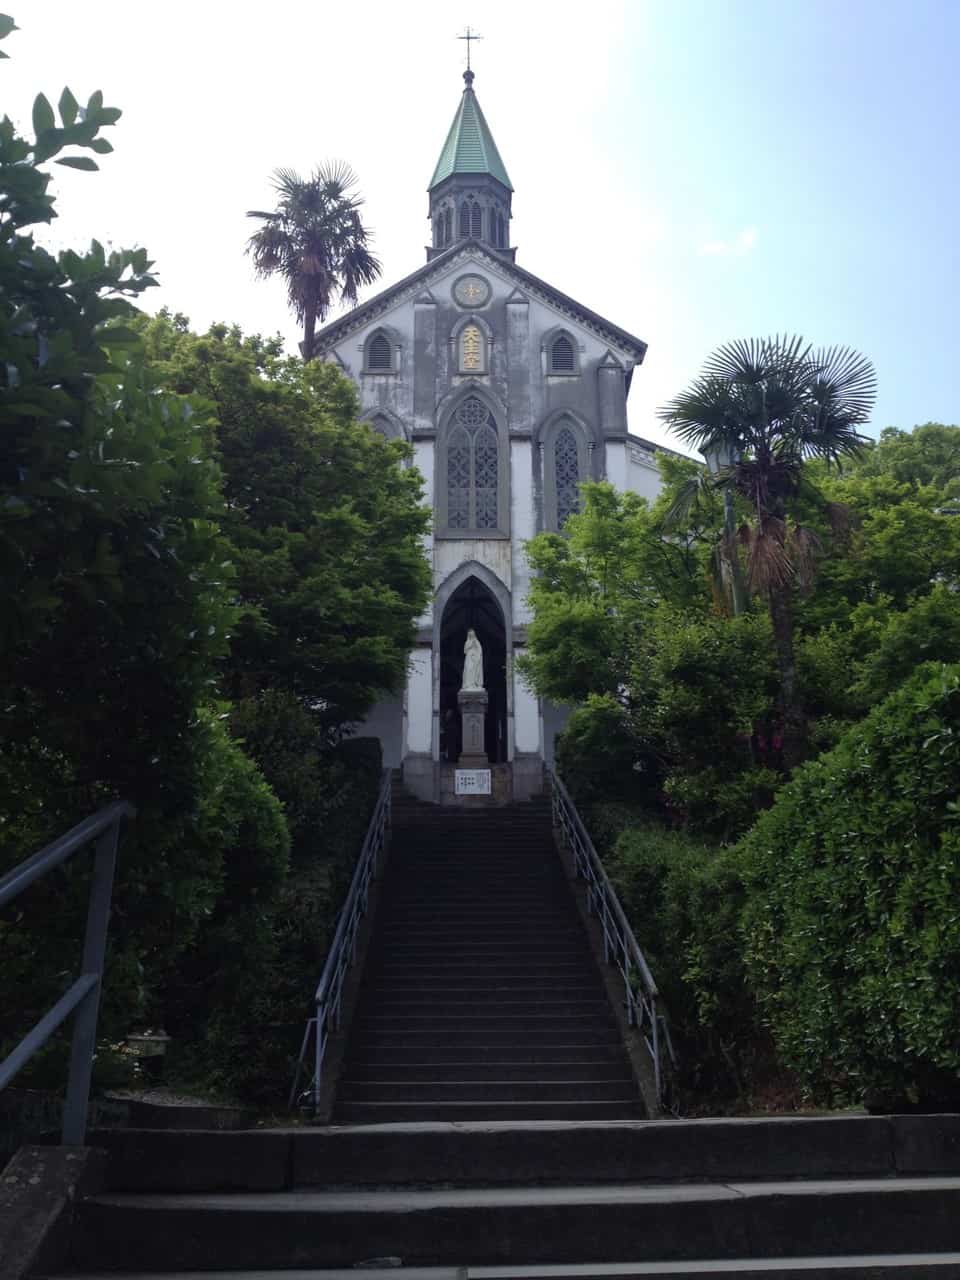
[0,36,401,1108]
[555,695,655,810]
[134,311,432,729]
[607,823,759,1100]
[851,586,960,707]
[739,663,960,1106]
[180,736,382,1101]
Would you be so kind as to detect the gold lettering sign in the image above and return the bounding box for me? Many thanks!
[461,324,482,372]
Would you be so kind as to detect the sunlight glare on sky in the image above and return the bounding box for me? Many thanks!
[4,0,957,448]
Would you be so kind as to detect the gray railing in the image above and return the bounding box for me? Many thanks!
[0,800,135,1144]
[547,766,674,1106]
[290,769,392,1111]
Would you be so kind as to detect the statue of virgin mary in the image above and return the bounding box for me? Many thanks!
[461,628,484,692]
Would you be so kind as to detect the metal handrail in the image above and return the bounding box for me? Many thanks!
[0,800,135,1144]
[290,769,392,1111]
[546,766,674,1105]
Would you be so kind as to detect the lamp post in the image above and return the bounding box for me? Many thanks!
[704,444,748,617]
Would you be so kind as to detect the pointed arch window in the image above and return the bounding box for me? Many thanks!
[471,202,482,238]
[554,427,581,527]
[365,330,394,373]
[459,322,485,373]
[549,333,576,373]
[445,397,501,532]
[459,203,471,238]
[443,207,452,244]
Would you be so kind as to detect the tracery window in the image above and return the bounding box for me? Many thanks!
[554,426,580,527]
[446,397,500,532]
[460,323,484,372]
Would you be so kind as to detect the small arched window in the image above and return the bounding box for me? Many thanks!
[554,427,581,527]
[549,333,576,374]
[459,323,484,373]
[443,208,452,244]
[366,331,393,372]
[446,397,500,532]
[494,212,505,247]
[459,204,471,238]
[471,202,482,238]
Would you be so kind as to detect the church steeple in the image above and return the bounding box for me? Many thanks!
[427,70,515,262]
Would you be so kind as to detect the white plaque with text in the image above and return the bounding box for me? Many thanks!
[455,769,491,796]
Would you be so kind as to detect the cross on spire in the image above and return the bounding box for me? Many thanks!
[458,26,482,74]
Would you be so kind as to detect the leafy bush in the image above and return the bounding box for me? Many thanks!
[637,609,781,838]
[739,663,960,1107]
[555,694,658,811]
[607,823,761,1101]
[176,734,381,1102]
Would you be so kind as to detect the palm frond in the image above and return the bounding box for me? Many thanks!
[661,472,718,531]
[787,523,822,591]
[741,519,793,593]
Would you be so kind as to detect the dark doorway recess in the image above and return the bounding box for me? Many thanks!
[439,576,507,763]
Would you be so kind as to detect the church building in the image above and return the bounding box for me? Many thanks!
[313,67,667,802]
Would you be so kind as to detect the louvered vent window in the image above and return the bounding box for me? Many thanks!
[446,396,500,532]
[459,204,471,237]
[550,334,575,373]
[471,203,482,238]
[367,333,392,372]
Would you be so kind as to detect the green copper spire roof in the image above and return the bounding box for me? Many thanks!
[429,70,513,192]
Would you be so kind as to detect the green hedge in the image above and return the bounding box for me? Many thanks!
[607,823,760,1100]
[739,662,960,1107]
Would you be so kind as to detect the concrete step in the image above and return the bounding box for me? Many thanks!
[85,1116,960,1194]
[346,1045,630,1065]
[357,1015,617,1031]
[373,942,593,952]
[375,930,585,944]
[353,1000,611,1017]
[363,985,606,1000]
[57,1258,960,1279]
[336,1081,638,1103]
[372,962,592,976]
[353,1031,624,1048]
[342,1062,633,1081]
[336,1101,646,1124]
[72,1177,960,1271]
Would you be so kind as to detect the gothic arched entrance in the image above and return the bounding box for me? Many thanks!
[438,575,508,764]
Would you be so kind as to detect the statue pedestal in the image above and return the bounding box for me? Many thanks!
[457,688,488,766]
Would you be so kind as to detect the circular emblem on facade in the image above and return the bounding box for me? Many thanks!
[453,274,491,309]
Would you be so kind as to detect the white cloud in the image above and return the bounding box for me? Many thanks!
[698,226,758,257]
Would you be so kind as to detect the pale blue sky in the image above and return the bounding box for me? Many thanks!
[6,0,957,448]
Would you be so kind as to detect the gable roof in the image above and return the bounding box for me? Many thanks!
[311,241,648,365]
[429,73,513,191]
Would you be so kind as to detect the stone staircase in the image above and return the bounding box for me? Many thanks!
[334,788,643,1122]
[26,788,960,1276]
[61,1115,960,1276]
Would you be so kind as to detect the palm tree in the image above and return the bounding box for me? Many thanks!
[247,163,381,360]
[659,335,876,766]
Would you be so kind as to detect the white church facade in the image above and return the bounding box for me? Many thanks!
[313,69,669,801]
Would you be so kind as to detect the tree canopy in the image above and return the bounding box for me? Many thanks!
[246,163,381,360]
